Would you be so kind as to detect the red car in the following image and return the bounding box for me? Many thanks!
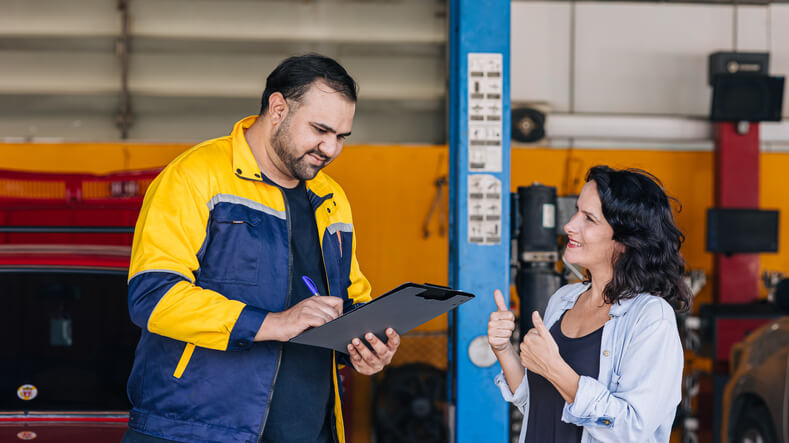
[0,168,359,442]
[0,169,156,442]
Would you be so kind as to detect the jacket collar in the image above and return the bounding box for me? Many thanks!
[231,115,265,182]
[558,282,641,318]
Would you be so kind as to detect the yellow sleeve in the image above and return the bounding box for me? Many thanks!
[128,162,267,351]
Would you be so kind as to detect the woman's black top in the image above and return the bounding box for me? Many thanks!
[524,312,604,443]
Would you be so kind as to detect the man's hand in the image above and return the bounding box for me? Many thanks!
[255,296,343,342]
[346,328,400,375]
[487,289,515,352]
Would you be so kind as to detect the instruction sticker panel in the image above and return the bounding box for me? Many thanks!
[468,53,503,172]
[468,174,502,245]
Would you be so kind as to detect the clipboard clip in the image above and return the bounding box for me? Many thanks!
[418,283,456,301]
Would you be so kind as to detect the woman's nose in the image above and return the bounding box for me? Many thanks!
[564,213,579,235]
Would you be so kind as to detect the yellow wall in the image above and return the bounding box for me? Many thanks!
[0,142,188,174]
[4,142,789,442]
[5,141,788,302]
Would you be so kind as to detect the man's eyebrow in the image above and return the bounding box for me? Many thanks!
[312,122,351,137]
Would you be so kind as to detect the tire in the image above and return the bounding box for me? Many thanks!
[731,404,778,443]
[372,363,447,443]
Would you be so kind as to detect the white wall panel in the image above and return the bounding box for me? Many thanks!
[127,53,443,101]
[735,6,769,52]
[0,115,121,143]
[0,0,447,143]
[0,51,118,94]
[0,0,117,37]
[130,106,443,144]
[511,2,572,111]
[0,100,445,146]
[573,3,734,116]
[130,0,445,45]
[769,4,789,117]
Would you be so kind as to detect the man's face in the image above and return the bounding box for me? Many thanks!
[270,81,356,181]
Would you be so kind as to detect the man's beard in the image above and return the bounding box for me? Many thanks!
[271,116,329,181]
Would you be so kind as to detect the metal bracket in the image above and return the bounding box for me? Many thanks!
[116,0,133,139]
[520,251,559,263]
[423,176,448,238]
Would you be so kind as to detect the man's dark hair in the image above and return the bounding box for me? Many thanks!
[260,54,358,115]
[585,165,693,313]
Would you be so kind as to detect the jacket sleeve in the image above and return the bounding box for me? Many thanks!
[127,163,268,352]
[341,189,371,306]
[494,369,531,414]
[346,233,372,305]
[561,300,683,441]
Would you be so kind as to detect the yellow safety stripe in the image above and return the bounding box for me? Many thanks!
[173,343,196,379]
[332,352,346,443]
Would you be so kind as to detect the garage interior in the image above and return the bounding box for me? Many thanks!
[1,0,789,442]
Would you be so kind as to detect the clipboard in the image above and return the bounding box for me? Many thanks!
[289,282,475,354]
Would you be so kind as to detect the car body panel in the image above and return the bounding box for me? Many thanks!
[723,316,789,442]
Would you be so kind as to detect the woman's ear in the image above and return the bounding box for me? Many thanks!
[612,241,626,260]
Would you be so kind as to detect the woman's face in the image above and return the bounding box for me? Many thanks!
[563,180,619,273]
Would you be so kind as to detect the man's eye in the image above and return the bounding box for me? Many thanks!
[586,215,594,222]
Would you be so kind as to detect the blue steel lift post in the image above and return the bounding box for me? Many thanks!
[448,0,511,441]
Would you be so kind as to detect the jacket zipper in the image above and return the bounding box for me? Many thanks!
[320,244,341,443]
[316,197,342,443]
[257,187,293,442]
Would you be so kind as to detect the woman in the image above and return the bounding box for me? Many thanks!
[488,165,691,442]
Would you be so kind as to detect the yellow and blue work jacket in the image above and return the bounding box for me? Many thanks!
[126,115,371,443]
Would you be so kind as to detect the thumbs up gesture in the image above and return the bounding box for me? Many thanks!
[487,289,515,352]
[520,311,562,378]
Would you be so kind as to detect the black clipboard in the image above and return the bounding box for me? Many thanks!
[289,283,475,354]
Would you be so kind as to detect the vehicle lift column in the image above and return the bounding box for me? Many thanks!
[705,121,764,443]
[714,121,760,303]
[448,0,510,441]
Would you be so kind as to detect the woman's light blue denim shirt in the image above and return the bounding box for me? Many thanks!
[495,283,684,443]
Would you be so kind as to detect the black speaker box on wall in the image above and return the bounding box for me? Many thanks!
[708,52,770,85]
[710,74,785,122]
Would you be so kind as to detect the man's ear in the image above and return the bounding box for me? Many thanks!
[267,92,289,124]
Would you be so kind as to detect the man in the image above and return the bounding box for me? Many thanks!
[124,54,400,443]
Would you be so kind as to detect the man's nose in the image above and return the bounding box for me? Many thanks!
[318,138,340,158]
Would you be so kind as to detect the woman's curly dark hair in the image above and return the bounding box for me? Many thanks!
[586,165,692,312]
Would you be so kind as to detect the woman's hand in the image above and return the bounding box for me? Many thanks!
[488,289,525,394]
[521,311,582,404]
[520,311,562,378]
[487,289,515,352]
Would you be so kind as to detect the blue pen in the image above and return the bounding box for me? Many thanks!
[301,275,320,297]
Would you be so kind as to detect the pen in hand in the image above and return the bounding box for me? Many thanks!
[302,275,346,318]
[301,275,321,297]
